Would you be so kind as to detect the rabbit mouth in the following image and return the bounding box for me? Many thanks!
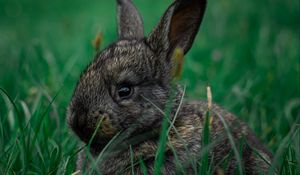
[85,115,120,146]
[98,115,119,138]
[69,110,120,148]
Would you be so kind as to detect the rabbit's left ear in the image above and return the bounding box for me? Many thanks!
[147,0,206,57]
[117,0,144,39]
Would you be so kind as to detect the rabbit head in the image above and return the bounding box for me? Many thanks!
[67,0,206,148]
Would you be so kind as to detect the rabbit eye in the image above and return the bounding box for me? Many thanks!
[117,84,133,99]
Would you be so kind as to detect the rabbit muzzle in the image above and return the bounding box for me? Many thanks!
[69,109,119,148]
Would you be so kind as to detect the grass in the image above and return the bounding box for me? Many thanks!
[0,0,299,174]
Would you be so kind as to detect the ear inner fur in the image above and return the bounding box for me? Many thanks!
[170,0,206,53]
[147,0,207,57]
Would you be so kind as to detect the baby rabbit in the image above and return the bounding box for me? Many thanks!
[67,0,272,174]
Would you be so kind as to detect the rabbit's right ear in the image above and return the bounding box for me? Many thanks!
[117,0,144,39]
[147,0,206,57]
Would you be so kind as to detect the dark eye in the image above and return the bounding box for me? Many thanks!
[117,84,133,99]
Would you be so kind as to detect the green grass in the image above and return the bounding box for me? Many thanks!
[0,0,299,174]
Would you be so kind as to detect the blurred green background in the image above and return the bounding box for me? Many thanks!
[0,0,299,174]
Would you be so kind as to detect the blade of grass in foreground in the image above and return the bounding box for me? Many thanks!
[268,123,299,175]
[130,145,135,175]
[295,126,300,175]
[87,117,104,149]
[0,88,29,171]
[153,85,176,175]
[199,109,211,175]
[4,141,19,175]
[215,112,244,175]
[168,140,185,174]
[199,86,212,175]
[93,130,122,164]
[28,88,62,156]
[153,47,185,174]
[139,157,149,175]
[84,116,105,175]
[167,85,186,135]
[0,88,23,131]
[142,87,197,172]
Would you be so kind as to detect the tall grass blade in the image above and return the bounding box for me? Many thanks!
[268,123,299,175]
[199,86,212,175]
[139,157,148,175]
[154,85,176,175]
[130,145,135,175]
[29,88,62,155]
[199,110,211,175]
[215,112,244,175]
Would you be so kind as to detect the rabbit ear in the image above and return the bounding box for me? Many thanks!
[147,0,206,56]
[117,0,144,39]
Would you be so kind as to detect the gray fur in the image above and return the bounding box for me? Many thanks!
[117,0,144,39]
[67,0,272,174]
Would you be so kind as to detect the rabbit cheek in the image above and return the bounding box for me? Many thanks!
[116,105,142,128]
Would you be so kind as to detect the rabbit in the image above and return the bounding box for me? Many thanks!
[67,0,273,174]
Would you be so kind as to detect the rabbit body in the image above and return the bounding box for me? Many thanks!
[68,0,272,174]
[75,100,271,174]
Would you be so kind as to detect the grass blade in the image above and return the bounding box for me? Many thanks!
[215,112,244,175]
[153,85,176,175]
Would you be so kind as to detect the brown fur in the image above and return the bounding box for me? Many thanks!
[67,0,272,174]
